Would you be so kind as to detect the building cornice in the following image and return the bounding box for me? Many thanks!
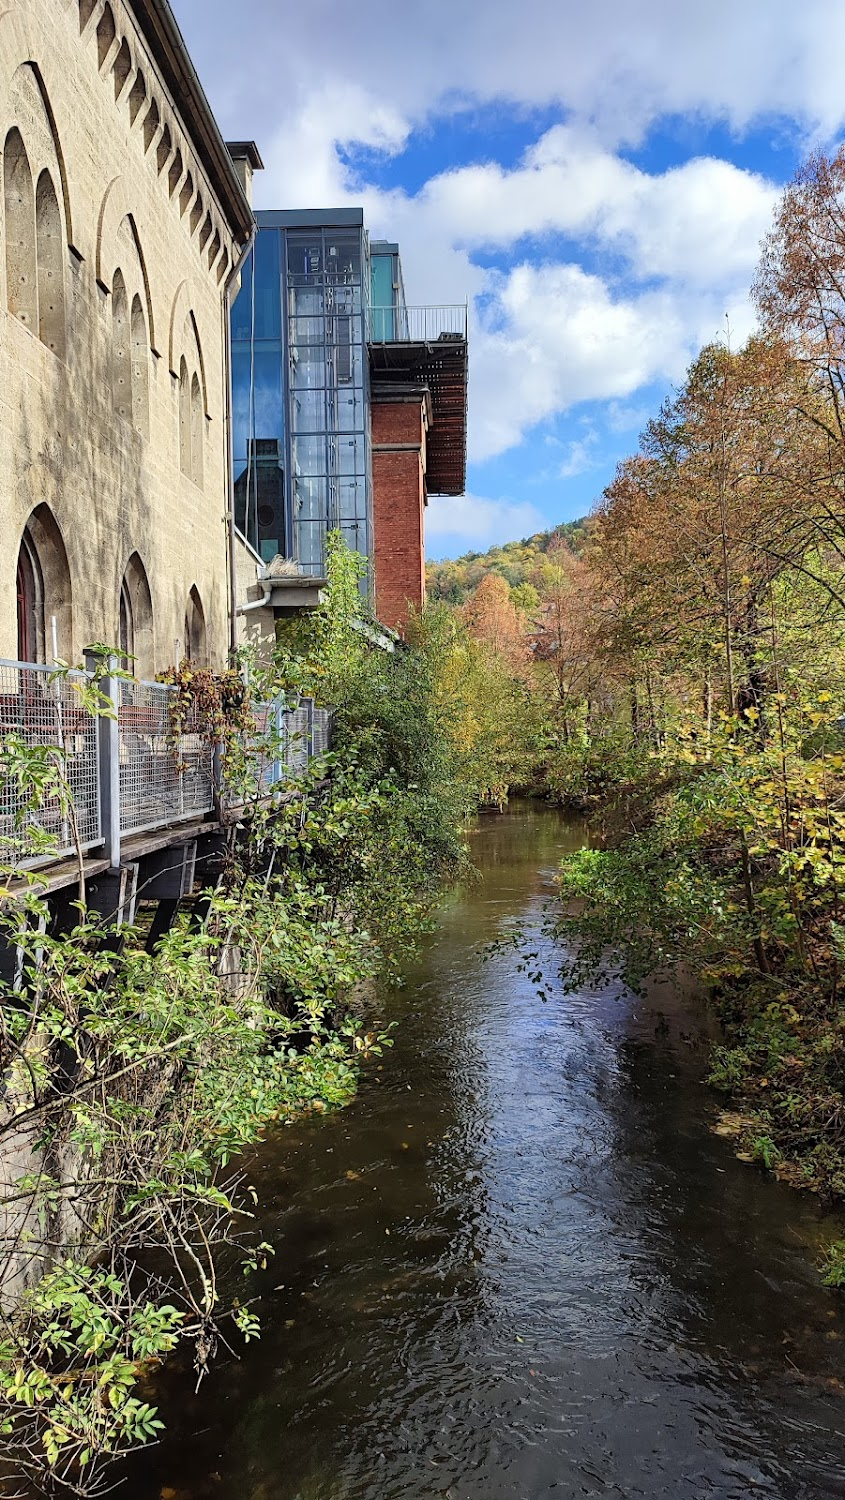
[127,0,254,243]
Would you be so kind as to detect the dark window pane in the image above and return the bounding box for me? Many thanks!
[234,442,286,560]
[286,233,323,278]
[325,233,361,281]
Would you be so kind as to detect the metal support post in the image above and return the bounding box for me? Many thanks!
[88,652,120,870]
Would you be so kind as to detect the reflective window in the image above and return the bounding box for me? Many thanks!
[291,389,326,434]
[231,253,253,341]
[253,230,281,339]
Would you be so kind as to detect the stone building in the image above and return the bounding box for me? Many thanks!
[0,0,254,674]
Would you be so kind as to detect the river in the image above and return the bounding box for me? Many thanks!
[123,802,845,1499]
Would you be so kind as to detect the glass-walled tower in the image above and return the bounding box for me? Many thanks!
[231,209,371,578]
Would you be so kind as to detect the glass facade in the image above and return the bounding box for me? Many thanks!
[230,213,373,579]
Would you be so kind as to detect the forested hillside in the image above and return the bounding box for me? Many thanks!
[417,147,845,1242]
[426,518,589,605]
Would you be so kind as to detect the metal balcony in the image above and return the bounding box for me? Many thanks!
[366,304,468,344]
[367,305,469,496]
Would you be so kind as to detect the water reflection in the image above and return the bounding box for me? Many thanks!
[122,803,845,1500]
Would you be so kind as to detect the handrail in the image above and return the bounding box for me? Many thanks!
[0,659,333,873]
[366,304,468,344]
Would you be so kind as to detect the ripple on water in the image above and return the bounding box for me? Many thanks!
[121,806,845,1500]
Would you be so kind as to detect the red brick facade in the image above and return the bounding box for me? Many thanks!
[371,392,429,632]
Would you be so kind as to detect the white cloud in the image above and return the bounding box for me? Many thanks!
[178,0,845,152]
[170,0,814,474]
[426,494,545,548]
[557,431,601,480]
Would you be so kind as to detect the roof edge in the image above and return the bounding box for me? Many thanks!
[127,0,254,243]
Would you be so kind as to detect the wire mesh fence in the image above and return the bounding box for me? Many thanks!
[0,660,101,868]
[0,660,334,870]
[118,678,216,837]
[245,698,332,797]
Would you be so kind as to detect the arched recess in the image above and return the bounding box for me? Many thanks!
[3,128,36,329]
[111,269,131,421]
[178,171,193,218]
[190,372,203,489]
[16,528,42,662]
[96,183,157,349]
[178,357,191,476]
[17,504,72,662]
[128,66,146,125]
[119,551,154,676]
[184,309,208,415]
[96,2,115,69]
[36,169,65,356]
[142,97,159,154]
[130,294,149,438]
[112,37,132,100]
[184,585,206,665]
[2,50,75,252]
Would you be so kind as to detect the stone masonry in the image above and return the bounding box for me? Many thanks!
[0,0,252,672]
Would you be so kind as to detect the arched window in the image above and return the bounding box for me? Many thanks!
[119,553,153,676]
[190,372,203,489]
[111,269,131,422]
[4,129,36,331]
[16,506,72,663]
[130,293,149,438]
[16,533,42,662]
[36,170,65,357]
[118,575,133,663]
[178,357,191,476]
[184,586,206,665]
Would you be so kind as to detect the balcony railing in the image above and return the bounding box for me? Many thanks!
[366,304,467,344]
[0,658,332,874]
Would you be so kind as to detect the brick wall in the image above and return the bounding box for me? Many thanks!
[371,395,427,632]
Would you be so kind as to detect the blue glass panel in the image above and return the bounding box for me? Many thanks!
[253,229,281,339]
[231,346,252,462]
[370,255,394,339]
[252,346,284,441]
[232,343,284,470]
[231,251,253,342]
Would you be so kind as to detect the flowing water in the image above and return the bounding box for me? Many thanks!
[124,803,845,1500]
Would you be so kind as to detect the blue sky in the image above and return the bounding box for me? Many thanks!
[171,0,845,559]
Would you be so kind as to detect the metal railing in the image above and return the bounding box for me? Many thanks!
[0,659,101,867]
[366,304,467,344]
[118,678,215,838]
[0,658,334,873]
[250,698,333,795]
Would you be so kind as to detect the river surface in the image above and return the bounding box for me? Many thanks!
[124,803,845,1500]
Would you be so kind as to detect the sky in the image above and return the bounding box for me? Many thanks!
[171,0,845,560]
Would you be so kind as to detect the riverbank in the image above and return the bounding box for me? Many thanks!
[549,719,845,1261]
[116,802,845,1500]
